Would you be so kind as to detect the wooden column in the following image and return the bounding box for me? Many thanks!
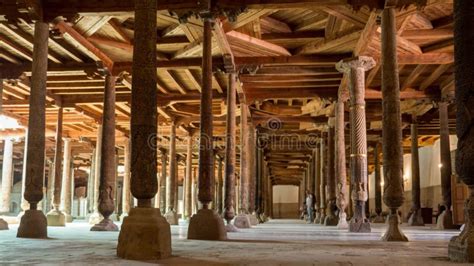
[87,149,96,214]
[380,7,408,241]
[184,133,193,219]
[159,149,167,213]
[187,17,226,240]
[408,118,424,226]
[224,73,237,229]
[117,0,171,259]
[17,21,49,238]
[325,118,338,226]
[335,100,348,229]
[60,138,72,222]
[89,125,103,224]
[448,0,474,261]
[248,124,257,215]
[91,75,118,231]
[314,139,321,223]
[46,107,65,226]
[165,120,178,225]
[120,139,131,220]
[437,100,454,229]
[216,156,224,214]
[373,143,384,223]
[0,138,14,213]
[319,136,326,224]
[239,105,249,213]
[336,56,375,233]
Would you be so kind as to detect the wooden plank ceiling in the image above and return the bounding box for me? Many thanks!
[0,0,455,186]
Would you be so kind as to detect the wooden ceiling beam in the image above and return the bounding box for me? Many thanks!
[419,64,451,92]
[54,20,114,70]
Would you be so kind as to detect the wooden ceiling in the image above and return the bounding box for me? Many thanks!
[0,0,455,186]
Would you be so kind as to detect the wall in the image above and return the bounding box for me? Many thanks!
[272,185,299,219]
[368,135,457,223]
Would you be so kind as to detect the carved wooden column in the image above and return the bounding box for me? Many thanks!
[159,149,167,213]
[437,100,455,229]
[319,135,327,224]
[336,56,375,233]
[325,118,338,226]
[184,133,193,219]
[224,72,238,231]
[187,17,227,240]
[373,143,384,223]
[248,123,258,225]
[87,149,96,214]
[89,125,103,224]
[165,119,178,225]
[60,138,73,223]
[234,104,252,228]
[91,75,118,231]
[0,138,14,213]
[314,141,321,223]
[46,108,66,226]
[380,7,408,241]
[120,139,131,221]
[117,0,171,259]
[216,156,224,215]
[408,118,424,226]
[449,0,474,261]
[335,100,349,229]
[17,21,49,239]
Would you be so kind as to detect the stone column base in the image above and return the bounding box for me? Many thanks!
[225,222,239,232]
[337,213,349,229]
[381,212,408,241]
[88,212,103,225]
[324,215,338,226]
[437,209,455,229]
[164,210,178,225]
[91,218,119,231]
[0,218,8,230]
[188,209,227,240]
[248,213,259,226]
[314,212,321,224]
[46,209,66,226]
[64,213,73,223]
[117,207,171,260]
[234,214,251,228]
[17,210,47,239]
[408,209,424,226]
[349,218,371,233]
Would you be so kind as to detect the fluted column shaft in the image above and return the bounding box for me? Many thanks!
[0,138,14,213]
[224,73,237,224]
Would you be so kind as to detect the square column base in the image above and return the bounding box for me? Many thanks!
[188,209,227,240]
[0,218,8,230]
[46,209,66,227]
[117,207,171,260]
[234,214,251,229]
[17,210,47,239]
[248,213,259,226]
[91,218,119,231]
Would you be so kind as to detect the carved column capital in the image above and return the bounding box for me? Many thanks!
[336,56,376,73]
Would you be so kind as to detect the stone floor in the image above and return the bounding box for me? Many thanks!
[0,218,465,265]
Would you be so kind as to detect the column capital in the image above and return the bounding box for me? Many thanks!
[336,56,376,73]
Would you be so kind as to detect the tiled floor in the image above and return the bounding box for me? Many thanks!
[0,219,463,265]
